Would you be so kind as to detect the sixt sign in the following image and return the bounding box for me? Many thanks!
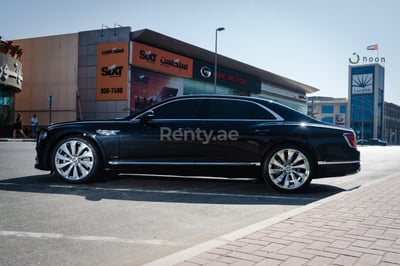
[193,60,261,93]
[96,41,129,101]
[132,42,193,78]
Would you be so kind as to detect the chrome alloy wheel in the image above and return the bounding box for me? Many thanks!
[267,148,311,191]
[54,139,95,181]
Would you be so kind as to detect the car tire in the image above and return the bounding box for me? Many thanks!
[262,145,313,192]
[51,136,100,183]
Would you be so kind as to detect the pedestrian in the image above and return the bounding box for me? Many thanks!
[13,112,26,138]
[31,114,38,138]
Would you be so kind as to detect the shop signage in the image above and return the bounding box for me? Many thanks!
[348,52,385,65]
[335,114,345,126]
[352,73,373,94]
[350,65,375,95]
[193,60,261,93]
[96,42,129,101]
[132,42,193,78]
[0,53,23,91]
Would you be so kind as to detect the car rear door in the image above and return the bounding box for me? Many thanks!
[197,98,283,163]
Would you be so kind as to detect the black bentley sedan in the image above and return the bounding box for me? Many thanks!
[35,95,360,192]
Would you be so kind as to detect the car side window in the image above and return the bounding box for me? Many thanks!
[202,99,276,120]
[153,99,202,119]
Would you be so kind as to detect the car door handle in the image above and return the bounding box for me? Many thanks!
[255,129,271,135]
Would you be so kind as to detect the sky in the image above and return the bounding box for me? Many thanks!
[2,0,399,104]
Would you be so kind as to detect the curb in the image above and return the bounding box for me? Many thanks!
[0,138,36,142]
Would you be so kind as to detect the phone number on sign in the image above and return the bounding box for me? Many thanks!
[100,88,123,94]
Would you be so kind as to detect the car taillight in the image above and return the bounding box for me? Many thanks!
[344,133,357,148]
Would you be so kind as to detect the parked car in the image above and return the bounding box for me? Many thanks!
[356,139,369,145]
[367,138,387,146]
[35,95,360,192]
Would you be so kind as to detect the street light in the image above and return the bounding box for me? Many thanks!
[48,95,54,124]
[214,27,225,94]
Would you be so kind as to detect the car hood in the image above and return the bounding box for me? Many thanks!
[45,118,128,130]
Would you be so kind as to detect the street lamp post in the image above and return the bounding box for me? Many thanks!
[48,95,54,124]
[214,27,225,94]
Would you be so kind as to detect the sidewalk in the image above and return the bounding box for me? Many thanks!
[146,173,400,266]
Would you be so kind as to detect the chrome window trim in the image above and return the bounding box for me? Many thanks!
[318,160,360,165]
[132,97,284,121]
[147,118,283,122]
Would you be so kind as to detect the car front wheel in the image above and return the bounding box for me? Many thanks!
[51,136,100,183]
[262,146,313,192]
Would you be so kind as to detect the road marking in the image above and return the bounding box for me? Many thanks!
[93,186,319,201]
[0,230,177,246]
[0,182,319,201]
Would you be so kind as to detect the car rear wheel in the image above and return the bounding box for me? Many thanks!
[262,146,313,192]
[51,136,100,183]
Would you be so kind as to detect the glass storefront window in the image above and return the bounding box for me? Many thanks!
[351,94,374,139]
[340,104,346,113]
[0,85,15,126]
[321,105,334,113]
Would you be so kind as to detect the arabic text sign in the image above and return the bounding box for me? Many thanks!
[0,53,23,90]
[132,42,193,78]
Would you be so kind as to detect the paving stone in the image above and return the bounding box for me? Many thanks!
[280,257,308,266]
[236,244,262,254]
[225,251,264,263]
[382,252,400,264]
[332,255,358,265]
[254,258,281,266]
[306,256,335,265]
[356,253,383,265]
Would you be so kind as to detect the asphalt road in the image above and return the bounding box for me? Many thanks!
[0,142,397,265]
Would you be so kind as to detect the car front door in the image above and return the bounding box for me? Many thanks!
[118,98,205,164]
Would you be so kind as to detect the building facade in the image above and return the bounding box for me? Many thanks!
[307,97,347,126]
[5,27,318,137]
[0,38,23,136]
[384,102,400,144]
[348,64,385,140]
[13,34,79,127]
[307,96,400,145]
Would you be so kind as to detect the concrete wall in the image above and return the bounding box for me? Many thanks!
[14,33,79,126]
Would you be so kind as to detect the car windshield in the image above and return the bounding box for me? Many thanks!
[120,101,160,120]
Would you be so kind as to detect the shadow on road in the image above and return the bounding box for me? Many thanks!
[0,173,346,206]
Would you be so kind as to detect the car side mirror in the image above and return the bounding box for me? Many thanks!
[140,110,155,124]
